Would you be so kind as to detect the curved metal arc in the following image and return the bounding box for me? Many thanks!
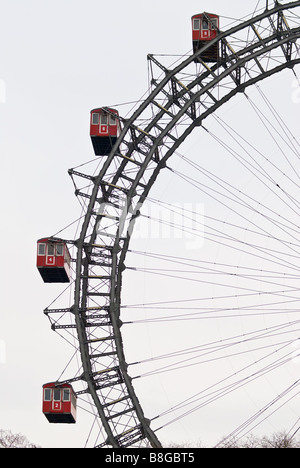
[75,2,300,191]
[116,53,300,286]
[110,34,300,442]
[99,1,300,171]
[72,169,162,447]
[132,4,300,112]
[120,32,300,201]
[71,1,300,448]
[109,247,163,447]
[73,251,120,447]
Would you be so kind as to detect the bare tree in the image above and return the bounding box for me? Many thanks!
[0,430,39,448]
[217,431,300,448]
[260,431,300,449]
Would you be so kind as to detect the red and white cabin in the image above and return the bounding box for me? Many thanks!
[192,13,220,62]
[42,382,77,424]
[90,107,121,156]
[37,238,71,283]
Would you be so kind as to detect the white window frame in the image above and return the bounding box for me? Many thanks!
[193,18,200,30]
[63,388,70,401]
[210,18,218,30]
[109,114,117,126]
[38,243,46,256]
[53,388,61,401]
[47,244,55,256]
[101,113,108,125]
[56,243,64,256]
[44,388,52,401]
[202,19,209,30]
[92,113,99,125]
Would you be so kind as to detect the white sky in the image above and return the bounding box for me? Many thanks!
[0,0,299,448]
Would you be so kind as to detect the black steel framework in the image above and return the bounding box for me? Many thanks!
[44,2,300,448]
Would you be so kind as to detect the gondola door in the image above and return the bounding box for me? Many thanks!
[201,18,209,39]
[52,388,62,412]
[100,112,108,135]
[46,243,55,266]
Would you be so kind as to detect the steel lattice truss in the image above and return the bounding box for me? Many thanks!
[44,2,300,448]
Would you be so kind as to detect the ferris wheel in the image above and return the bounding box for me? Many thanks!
[37,1,300,448]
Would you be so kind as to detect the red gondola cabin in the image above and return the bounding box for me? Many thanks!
[37,238,71,283]
[42,382,77,423]
[90,107,121,156]
[192,13,220,62]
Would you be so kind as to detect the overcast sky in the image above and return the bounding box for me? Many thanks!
[0,0,299,448]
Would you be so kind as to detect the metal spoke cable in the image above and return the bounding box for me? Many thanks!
[152,346,298,431]
[189,126,300,221]
[128,320,300,364]
[168,165,300,258]
[40,2,300,447]
[252,82,300,153]
[152,340,300,424]
[129,247,300,277]
[167,169,300,273]
[215,379,300,446]
[210,107,300,197]
[146,195,300,250]
[141,197,300,265]
[132,338,298,380]
[127,266,300,303]
[245,94,300,184]
[172,149,300,240]
[168,156,300,248]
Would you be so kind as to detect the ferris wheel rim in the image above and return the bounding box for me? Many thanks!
[47,1,300,447]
